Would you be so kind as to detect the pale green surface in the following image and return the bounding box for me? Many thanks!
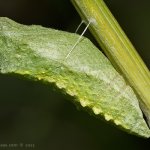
[71,0,150,127]
[0,17,150,137]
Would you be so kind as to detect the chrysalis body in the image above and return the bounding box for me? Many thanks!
[0,18,149,137]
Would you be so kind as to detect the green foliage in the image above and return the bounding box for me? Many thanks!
[0,17,150,138]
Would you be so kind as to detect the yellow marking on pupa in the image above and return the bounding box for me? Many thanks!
[80,100,90,107]
[92,106,102,115]
[104,114,113,121]
[56,82,65,89]
[114,120,121,125]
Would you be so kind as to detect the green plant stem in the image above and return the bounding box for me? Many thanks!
[71,0,150,125]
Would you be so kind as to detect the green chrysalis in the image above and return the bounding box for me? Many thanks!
[0,17,149,137]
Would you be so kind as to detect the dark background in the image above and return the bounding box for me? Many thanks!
[0,0,150,150]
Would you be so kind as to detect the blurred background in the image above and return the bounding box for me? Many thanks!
[0,0,150,150]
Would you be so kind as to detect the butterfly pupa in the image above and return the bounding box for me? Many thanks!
[0,17,149,137]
